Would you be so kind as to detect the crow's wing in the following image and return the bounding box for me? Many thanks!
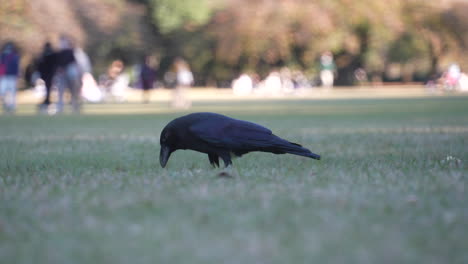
[189,116,320,160]
[189,118,277,149]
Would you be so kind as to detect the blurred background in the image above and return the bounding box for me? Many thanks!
[1,0,468,95]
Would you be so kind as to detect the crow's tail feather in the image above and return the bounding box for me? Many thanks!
[272,136,321,160]
[285,148,321,160]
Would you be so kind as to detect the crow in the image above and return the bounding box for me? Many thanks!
[159,112,320,168]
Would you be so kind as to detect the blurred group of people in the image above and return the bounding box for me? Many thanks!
[80,56,158,104]
[232,68,313,96]
[441,63,468,92]
[35,35,89,114]
[28,36,194,113]
[5,40,468,115]
[33,35,130,114]
[0,35,199,115]
[96,56,193,108]
[1,44,339,114]
[231,51,336,96]
[427,63,468,93]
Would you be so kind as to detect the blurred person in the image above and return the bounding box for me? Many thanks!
[99,60,127,101]
[110,73,129,102]
[81,72,102,103]
[0,42,20,114]
[55,35,82,113]
[140,55,158,103]
[74,47,92,75]
[320,51,336,88]
[232,73,253,96]
[100,60,123,96]
[37,42,57,110]
[172,57,193,109]
[444,63,461,91]
[264,71,282,95]
[354,67,368,85]
[292,70,312,90]
[73,46,102,102]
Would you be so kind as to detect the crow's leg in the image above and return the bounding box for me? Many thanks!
[216,153,242,178]
[220,153,233,168]
[208,153,220,168]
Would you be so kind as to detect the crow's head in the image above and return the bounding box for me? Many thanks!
[159,125,178,168]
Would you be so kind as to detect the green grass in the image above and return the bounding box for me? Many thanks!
[1,96,467,264]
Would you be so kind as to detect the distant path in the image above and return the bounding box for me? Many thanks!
[16,85,468,104]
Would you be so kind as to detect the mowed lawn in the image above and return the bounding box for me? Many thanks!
[1,96,467,264]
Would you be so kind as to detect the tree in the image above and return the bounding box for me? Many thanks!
[146,0,216,33]
[205,0,407,84]
[400,0,466,77]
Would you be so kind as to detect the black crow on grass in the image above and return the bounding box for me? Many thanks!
[160,112,320,168]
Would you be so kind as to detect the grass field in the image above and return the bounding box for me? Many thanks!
[1,96,467,263]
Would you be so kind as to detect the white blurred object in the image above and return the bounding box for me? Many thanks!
[81,72,102,102]
[177,69,193,86]
[264,72,282,95]
[111,74,129,101]
[34,78,46,98]
[445,63,461,91]
[232,74,253,95]
[74,48,92,74]
[458,73,468,92]
[320,70,334,88]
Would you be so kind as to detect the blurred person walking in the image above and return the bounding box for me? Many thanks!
[444,63,461,91]
[0,42,20,114]
[37,42,57,111]
[320,51,336,88]
[55,35,82,113]
[140,55,157,103]
[172,57,193,109]
[76,48,101,103]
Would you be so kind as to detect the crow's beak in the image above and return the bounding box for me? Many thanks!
[160,145,171,168]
